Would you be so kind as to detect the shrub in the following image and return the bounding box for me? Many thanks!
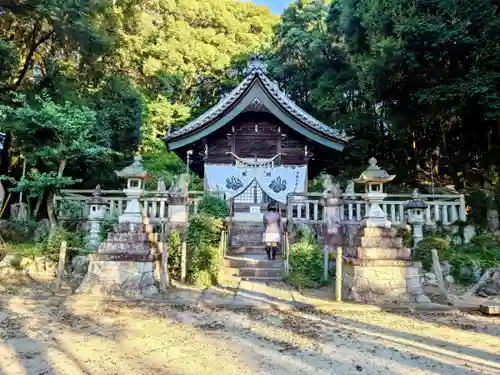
[197,195,228,219]
[286,232,324,289]
[187,214,223,287]
[396,226,412,248]
[100,213,118,241]
[0,219,39,244]
[414,232,500,284]
[41,228,86,262]
[6,243,44,259]
[190,269,213,288]
[167,231,182,280]
[413,236,452,270]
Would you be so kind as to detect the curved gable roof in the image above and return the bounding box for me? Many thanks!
[164,57,350,151]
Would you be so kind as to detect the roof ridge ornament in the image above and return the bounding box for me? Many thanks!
[245,55,268,75]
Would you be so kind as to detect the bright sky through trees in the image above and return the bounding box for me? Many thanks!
[245,0,290,14]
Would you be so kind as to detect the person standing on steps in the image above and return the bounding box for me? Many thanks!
[263,202,281,260]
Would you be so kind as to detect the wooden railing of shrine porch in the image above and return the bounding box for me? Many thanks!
[286,192,467,226]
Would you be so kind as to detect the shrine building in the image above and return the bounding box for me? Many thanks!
[163,57,350,219]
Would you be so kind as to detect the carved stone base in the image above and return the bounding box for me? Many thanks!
[76,260,158,297]
[342,259,429,303]
[342,225,430,303]
[76,219,159,297]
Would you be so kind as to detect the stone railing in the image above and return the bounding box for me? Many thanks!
[55,189,204,224]
[287,192,466,227]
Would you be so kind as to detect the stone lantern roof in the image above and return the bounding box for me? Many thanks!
[353,157,395,184]
[115,155,151,180]
[404,189,427,210]
[88,185,106,205]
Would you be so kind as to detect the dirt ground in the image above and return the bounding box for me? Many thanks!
[1,275,500,375]
[0,296,499,375]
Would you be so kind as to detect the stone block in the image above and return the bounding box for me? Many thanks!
[0,254,21,268]
[360,227,397,238]
[480,304,500,315]
[77,260,158,297]
[356,247,411,260]
[341,261,428,304]
[360,236,403,248]
[72,255,89,275]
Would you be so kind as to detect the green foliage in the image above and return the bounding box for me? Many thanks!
[167,231,182,281]
[396,226,412,248]
[414,233,500,284]
[187,214,223,287]
[0,219,39,244]
[268,0,500,189]
[197,195,228,219]
[413,236,452,271]
[100,213,118,242]
[286,231,324,289]
[40,228,86,262]
[6,243,44,260]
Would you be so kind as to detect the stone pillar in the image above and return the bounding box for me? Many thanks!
[168,195,188,224]
[86,185,107,251]
[167,194,189,282]
[323,184,343,251]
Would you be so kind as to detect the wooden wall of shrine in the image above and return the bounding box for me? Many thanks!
[204,112,307,166]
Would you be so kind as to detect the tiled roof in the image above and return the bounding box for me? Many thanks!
[164,57,350,143]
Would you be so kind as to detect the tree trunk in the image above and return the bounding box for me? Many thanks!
[57,159,67,177]
[47,159,68,229]
[47,192,57,229]
[33,195,43,219]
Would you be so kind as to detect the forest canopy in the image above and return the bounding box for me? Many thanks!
[1,0,500,217]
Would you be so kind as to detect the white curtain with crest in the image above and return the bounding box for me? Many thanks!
[255,166,307,204]
[205,165,255,199]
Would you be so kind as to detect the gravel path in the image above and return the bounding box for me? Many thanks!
[1,296,500,375]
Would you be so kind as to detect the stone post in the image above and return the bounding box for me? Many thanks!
[322,179,343,281]
[168,193,189,283]
[404,189,426,247]
[86,185,107,251]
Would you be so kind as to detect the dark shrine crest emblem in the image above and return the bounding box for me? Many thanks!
[269,177,287,193]
[226,176,243,190]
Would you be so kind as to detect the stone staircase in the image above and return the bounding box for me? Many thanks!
[224,221,284,280]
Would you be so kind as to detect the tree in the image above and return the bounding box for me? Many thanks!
[0,93,115,227]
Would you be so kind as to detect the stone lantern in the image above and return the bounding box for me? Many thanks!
[87,185,107,250]
[404,189,427,246]
[115,155,151,224]
[354,157,395,228]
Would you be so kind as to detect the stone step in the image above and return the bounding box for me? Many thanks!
[224,255,283,269]
[107,232,149,242]
[239,276,284,281]
[97,242,151,253]
[225,267,283,278]
[230,238,263,248]
[231,221,265,229]
[228,246,282,255]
